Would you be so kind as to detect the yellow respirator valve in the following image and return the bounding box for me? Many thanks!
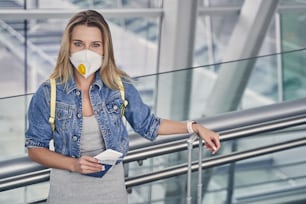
[78,64,86,75]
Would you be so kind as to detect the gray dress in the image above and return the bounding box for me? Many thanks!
[47,116,128,204]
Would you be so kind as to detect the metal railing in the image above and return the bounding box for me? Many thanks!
[1,97,306,199]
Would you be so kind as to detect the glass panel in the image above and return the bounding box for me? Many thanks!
[26,19,58,93]
[126,143,306,203]
[109,17,160,76]
[190,54,278,119]
[2,49,306,158]
[0,0,24,9]
[0,182,49,204]
[0,19,25,98]
[128,174,191,203]
[194,14,239,68]
[243,53,278,108]
[0,95,28,160]
[195,3,278,72]
[230,147,306,204]
[280,0,306,5]
[280,13,306,100]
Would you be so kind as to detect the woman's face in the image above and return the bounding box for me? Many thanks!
[70,24,103,55]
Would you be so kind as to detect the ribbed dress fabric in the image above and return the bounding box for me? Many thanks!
[46,116,128,204]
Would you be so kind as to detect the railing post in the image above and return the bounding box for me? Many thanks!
[198,138,203,204]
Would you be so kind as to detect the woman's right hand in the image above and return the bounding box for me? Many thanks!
[73,155,104,174]
[28,148,104,173]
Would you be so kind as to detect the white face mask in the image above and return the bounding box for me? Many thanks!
[70,49,102,79]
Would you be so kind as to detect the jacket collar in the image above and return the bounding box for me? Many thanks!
[64,71,103,94]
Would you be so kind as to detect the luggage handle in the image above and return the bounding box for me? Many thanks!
[186,134,203,204]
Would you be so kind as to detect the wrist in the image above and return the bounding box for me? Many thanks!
[69,158,78,172]
[187,121,197,134]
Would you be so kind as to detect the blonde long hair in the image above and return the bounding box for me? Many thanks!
[50,10,129,90]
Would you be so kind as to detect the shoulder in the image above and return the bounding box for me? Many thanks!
[122,79,145,102]
[32,79,63,102]
[33,80,51,98]
[122,78,137,91]
[28,80,51,109]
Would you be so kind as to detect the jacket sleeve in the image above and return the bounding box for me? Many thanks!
[25,83,53,148]
[123,82,160,141]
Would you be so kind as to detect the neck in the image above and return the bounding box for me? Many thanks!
[74,72,95,91]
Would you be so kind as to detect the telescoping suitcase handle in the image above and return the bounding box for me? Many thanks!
[186,134,203,204]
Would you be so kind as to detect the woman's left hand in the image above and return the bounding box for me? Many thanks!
[193,124,221,154]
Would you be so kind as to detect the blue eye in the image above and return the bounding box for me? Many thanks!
[92,42,102,48]
[74,41,82,47]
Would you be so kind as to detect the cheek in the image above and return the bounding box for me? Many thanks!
[94,47,103,56]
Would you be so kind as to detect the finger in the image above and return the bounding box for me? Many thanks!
[212,134,221,150]
[204,144,216,154]
[204,139,217,153]
[82,155,100,163]
[204,145,216,155]
[80,156,101,166]
[79,156,104,171]
[81,164,105,174]
[78,160,104,172]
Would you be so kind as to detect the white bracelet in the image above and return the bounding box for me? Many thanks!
[187,121,196,134]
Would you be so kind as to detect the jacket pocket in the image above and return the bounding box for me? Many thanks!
[55,102,74,130]
[105,93,124,126]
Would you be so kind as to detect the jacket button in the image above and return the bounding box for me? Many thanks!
[77,113,82,118]
[72,136,78,141]
[76,91,81,96]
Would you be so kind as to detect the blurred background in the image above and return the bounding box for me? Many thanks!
[1,0,306,203]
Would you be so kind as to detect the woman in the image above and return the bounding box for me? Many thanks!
[25,10,220,204]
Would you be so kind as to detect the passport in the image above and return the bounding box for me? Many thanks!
[85,149,123,178]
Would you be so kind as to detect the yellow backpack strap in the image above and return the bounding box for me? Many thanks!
[49,78,56,132]
[117,76,128,118]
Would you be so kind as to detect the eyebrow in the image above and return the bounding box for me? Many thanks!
[71,39,103,43]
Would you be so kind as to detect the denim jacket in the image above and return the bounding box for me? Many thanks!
[25,73,161,158]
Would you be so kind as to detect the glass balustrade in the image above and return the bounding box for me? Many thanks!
[1,51,306,203]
